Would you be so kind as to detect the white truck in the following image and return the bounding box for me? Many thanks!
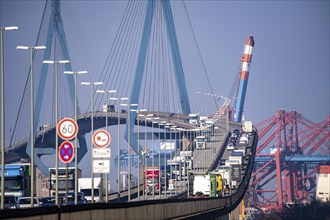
[228,156,243,165]
[239,133,249,145]
[189,113,200,126]
[193,173,210,196]
[242,121,253,133]
[195,136,206,150]
[78,177,102,203]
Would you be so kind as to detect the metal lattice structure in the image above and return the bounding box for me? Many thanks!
[246,110,330,212]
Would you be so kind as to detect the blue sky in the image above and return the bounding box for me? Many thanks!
[1,0,329,177]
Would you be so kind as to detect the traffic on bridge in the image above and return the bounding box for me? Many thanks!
[1,0,329,220]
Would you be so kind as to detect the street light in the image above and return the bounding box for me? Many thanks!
[0,26,18,210]
[131,108,147,200]
[81,81,103,203]
[43,59,69,205]
[158,121,166,198]
[120,103,138,202]
[96,89,117,202]
[64,70,87,204]
[150,116,159,199]
[17,45,46,207]
[110,97,128,201]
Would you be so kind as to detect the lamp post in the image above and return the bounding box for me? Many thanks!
[143,114,148,200]
[151,116,159,199]
[17,45,46,206]
[0,26,18,210]
[131,109,147,200]
[110,97,128,201]
[120,103,138,202]
[43,59,69,205]
[81,81,103,203]
[64,71,87,204]
[96,89,117,203]
[158,121,165,198]
[161,122,168,197]
[171,126,177,195]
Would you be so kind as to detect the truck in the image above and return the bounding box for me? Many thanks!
[195,136,206,150]
[228,156,243,165]
[102,104,115,112]
[242,121,253,133]
[49,167,81,198]
[209,171,223,197]
[239,133,249,145]
[192,171,223,198]
[217,166,231,192]
[193,173,210,197]
[189,113,200,126]
[0,164,31,197]
[144,167,161,195]
[78,177,102,203]
[179,151,193,176]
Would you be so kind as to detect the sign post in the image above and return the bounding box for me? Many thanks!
[57,118,78,204]
[92,130,111,174]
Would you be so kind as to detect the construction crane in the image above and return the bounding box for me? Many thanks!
[234,36,255,122]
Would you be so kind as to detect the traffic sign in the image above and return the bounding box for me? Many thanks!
[57,118,78,141]
[59,141,74,163]
[93,148,111,158]
[93,159,110,173]
[92,130,111,148]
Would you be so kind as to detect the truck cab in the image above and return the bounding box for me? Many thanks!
[144,168,161,194]
[189,113,200,126]
[78,177,102,203]
[195,136,206,150]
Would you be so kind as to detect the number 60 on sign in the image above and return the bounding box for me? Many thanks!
[57,118,78,140]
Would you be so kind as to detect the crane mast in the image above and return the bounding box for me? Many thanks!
[234,36,255,122]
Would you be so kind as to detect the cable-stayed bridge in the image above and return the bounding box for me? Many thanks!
[1,0,259,218]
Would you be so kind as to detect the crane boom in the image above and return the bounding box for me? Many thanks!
[234,36,255,122]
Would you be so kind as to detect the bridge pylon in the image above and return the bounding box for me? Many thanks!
[25,0,87,174]
[125,0,192,155]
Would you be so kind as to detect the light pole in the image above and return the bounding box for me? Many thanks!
[64,70,87,204]
[17,45,46,206]
[158,121,165,198]
[143,114,148,200]
[81,81,103,203]
[110,97,128,201]
[1,26,18,210]
[131,109,147,200]
[171,126,177,195]
[43,59,69,205]
[96,89,117,203]
[150,116,159,199]
[120,103,138,202]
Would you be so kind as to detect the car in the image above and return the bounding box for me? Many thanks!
[1,195,18,209]
[64,192,86,205]
[40,196,56,207]
[17,197,40,208]
[233,129,240,136]
[227,142,235,150]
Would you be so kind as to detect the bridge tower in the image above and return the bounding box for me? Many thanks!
[26,0,87,174]
[126,1,192,154]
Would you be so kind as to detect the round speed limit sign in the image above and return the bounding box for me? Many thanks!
[57,118,78,140]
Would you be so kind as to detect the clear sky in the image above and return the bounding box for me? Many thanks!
[1,0,329,177]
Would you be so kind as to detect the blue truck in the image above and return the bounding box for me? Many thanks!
[0,164,31,197]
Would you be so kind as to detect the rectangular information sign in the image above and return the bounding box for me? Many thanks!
[93,159,110,173]
[93,148,111,158]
